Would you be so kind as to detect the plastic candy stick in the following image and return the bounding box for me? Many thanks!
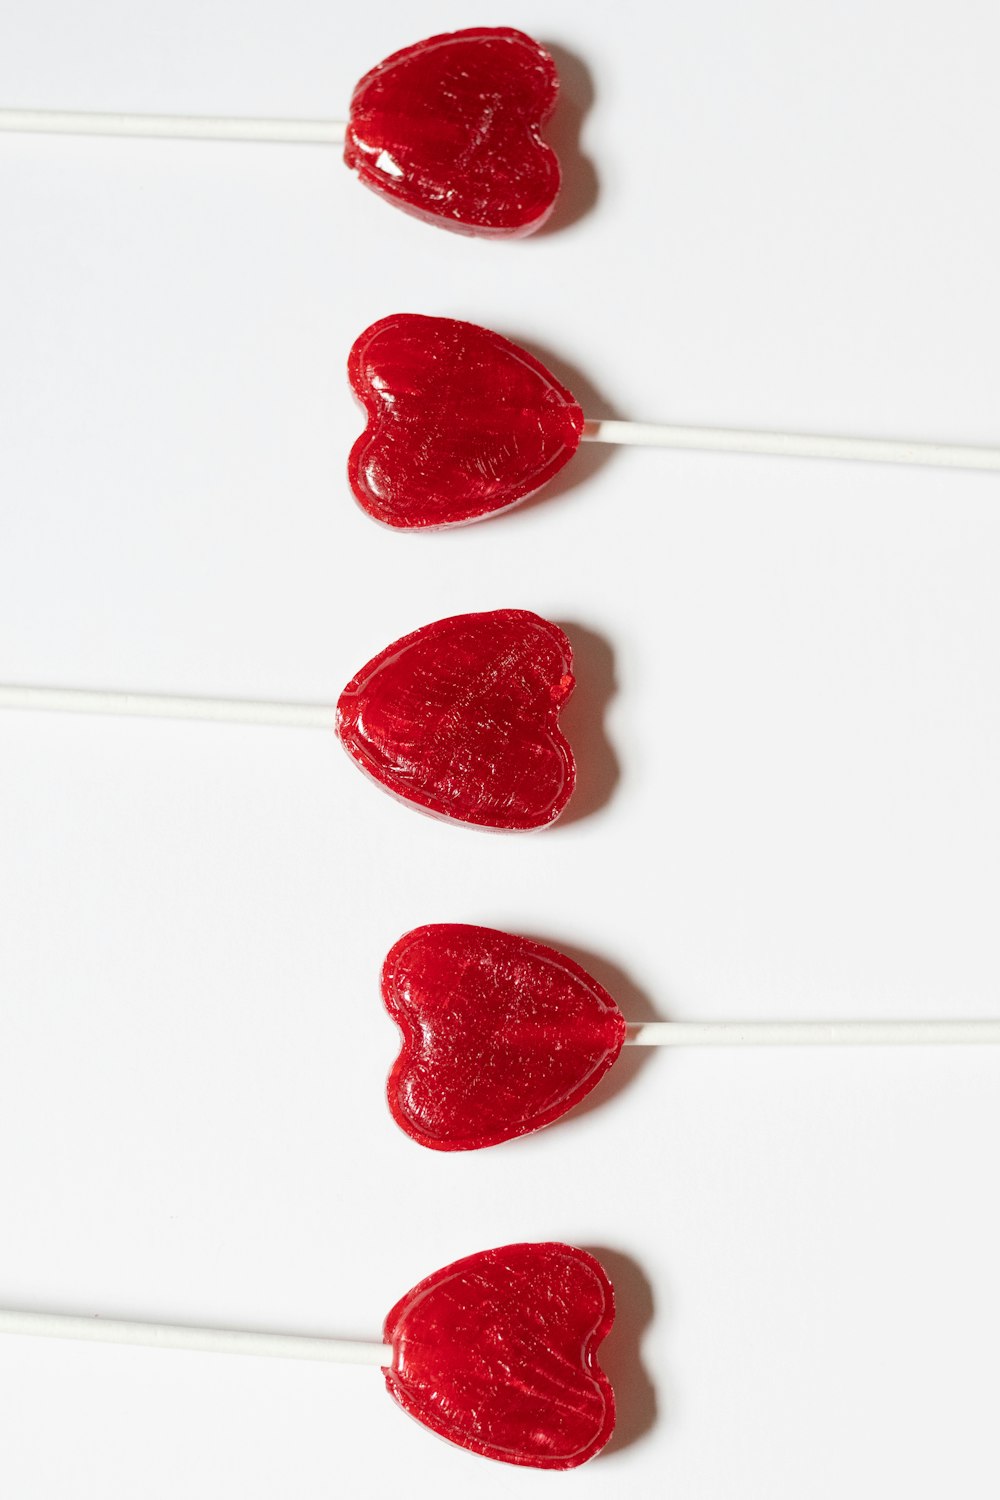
[383,925,1000,1149]
[0,1243,615,1470]
[0,609,578,830]
[0,29,560,237]
[347,315,1000,528]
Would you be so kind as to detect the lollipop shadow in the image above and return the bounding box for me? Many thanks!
[535,42,598,234]
[583,1246,658,1455]
[553,623,619,826]
[521,939,662,1118]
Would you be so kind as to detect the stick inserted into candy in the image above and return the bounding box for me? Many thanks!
[348,315,1000,528]
[0,29,560,237]
[383,925,1000,1149]
[0,610,577,830]
[0,1243,616,1470]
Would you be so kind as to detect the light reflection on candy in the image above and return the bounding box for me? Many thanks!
[344,29,561,236]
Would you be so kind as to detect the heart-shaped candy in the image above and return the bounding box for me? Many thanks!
[348,315,584,529]
[383,925,626,1148]
[336,611,576,829]
[383,1242,615,1468]
[344,28,560,237]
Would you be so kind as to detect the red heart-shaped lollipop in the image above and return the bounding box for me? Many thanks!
[344,28,560,237]
[384,1242,615,1468]
[336,610,576,829]
[383,925,626,1148]
[348,315,584,529]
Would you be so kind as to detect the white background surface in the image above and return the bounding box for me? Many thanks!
[1,2,998,1495]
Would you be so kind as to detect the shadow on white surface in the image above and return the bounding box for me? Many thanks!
[554,621,620,827]
[535,41,598,236]
[583,1245,658,1457]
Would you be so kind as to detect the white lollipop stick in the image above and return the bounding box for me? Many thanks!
[0,1308,389,1365]
[0,685,335,729]
[0,109,345,145]
[624,1020,1000,1046]
[582,420,1000,474]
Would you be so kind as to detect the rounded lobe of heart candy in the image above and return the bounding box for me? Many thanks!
[383,924,627,1149]
[344,28,560,237]
[383,1242,615,1469]
[335,610,576,830]
[348,315,584,529]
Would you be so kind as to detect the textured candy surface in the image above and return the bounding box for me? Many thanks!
[383,925,626,1149]
[348,315,584,529]
[384,1242,615,1468]
[344,28,560,237]
[336,611,575,829]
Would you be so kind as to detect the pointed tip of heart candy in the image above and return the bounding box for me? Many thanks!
[383,1242,615,1468]
[382,924,627,1149]
[344,29,561,237]
[347,314,584,529]
[335,611,577,830]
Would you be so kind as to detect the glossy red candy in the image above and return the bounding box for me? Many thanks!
[383,925,626,1149]
[384,1242,615,1468]
[348,315,584,529]
[344,28,560,237]
[336,611,575,829]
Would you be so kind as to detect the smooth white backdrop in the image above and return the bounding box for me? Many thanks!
[0,2,998,1495]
